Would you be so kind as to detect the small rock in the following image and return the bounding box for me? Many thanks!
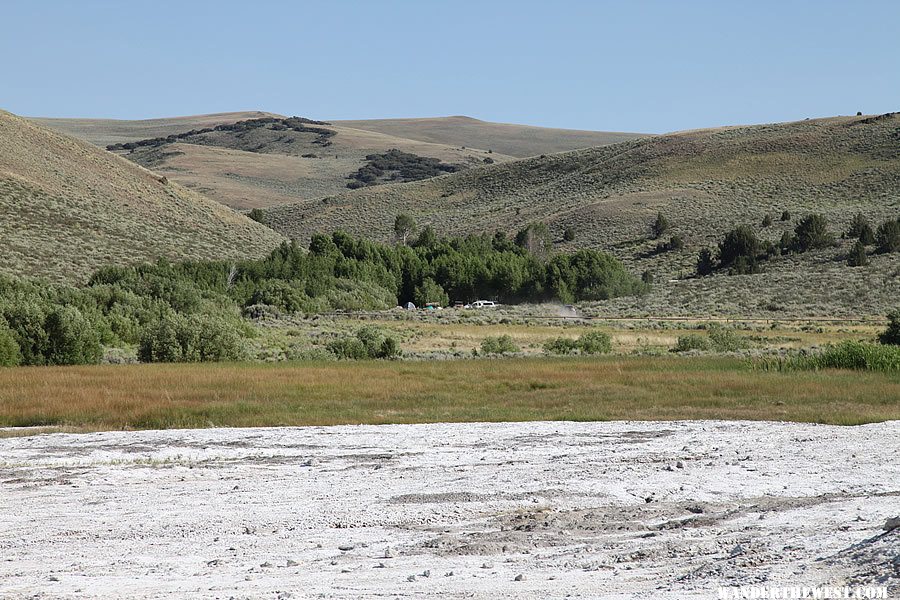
[514,574,526,581]
[374,562,385,568]
[260,561,272,568]
[286,560,299,567]
[481,562,493,569]
[49,575,60,582]
[884,516,900,532]
[445,571,454,577]
[730,544,745,558]
[383,548,393,559]
[407,575,416,582]
[676,460,685,469]
[338,545,354,552]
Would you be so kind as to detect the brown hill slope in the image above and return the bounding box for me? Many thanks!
[35,114,514,210]
[0,110,283,283]
[265,114,900,317]
[334,115,648,157]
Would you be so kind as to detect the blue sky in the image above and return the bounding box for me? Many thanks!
[2,0,898,133]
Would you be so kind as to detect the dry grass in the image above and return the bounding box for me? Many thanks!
[35,113,517,210]
[335,115,648,157]
[0,110,283,283]
[1,357,897,432]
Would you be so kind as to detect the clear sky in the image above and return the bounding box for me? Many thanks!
[3,0,898,133]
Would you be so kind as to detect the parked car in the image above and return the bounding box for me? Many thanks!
[467,300,499,309]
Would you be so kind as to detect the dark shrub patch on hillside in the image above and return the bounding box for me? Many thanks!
[347,149,461,188]
[107,116,336,152]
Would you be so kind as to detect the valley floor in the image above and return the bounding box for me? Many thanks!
[1,420,898,598]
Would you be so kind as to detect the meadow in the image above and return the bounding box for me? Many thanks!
[1,355,897,433]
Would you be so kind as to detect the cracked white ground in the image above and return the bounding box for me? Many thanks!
[1,420,898,599]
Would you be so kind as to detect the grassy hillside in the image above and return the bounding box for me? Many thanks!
[264,114,900,317]
[334,115,649,157]
[30,111,281,147]
[0,110,283,283]
[36,113,514,210]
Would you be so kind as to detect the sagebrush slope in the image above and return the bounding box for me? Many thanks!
[0,110,283,283]
[265,114,900,316]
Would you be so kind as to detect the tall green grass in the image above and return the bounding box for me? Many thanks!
[755,341,900,373]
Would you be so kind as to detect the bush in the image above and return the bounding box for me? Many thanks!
[846,213,870,239]
[761,214,773,227]
[1,301,49,365]
[718,225,760,274]
[673,326,749,353]
[792,214,833,252]
[544,331,611,355]
[879,310,900,345]
[696,248,715,276]
[847,240,868,267]
[651,212,669,239]
[781,210,791,221]
[43,306,102,365]
[673,334,711,352]
[875,218,900,254]
[327,326,401,360]
[577,331,612,354]
[543,337,579,355]
[563,227,576,242]
[0,320,21,367]
[481,335,519,355]
[138,313,243,363]
[247,208,266,225]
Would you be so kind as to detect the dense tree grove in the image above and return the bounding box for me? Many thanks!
[0,230,645,366]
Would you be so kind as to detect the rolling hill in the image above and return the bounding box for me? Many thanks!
[0,110,283,283]
[333,115,648,157]
[34,113,645,211]
[263,113,900,317]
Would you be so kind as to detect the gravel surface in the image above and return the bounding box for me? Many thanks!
[1,420,898,598]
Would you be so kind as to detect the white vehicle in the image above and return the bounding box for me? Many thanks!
[468,300,499,308]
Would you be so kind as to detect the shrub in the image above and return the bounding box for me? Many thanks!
[248,280,313,313]
[563,227,576,242]
[327,326,401,360]
[43,306,102,365]
[846,213,870,239]
[673,326,749,353]
[761,214,773,227]
[696,248,715,276]
[138,313,243,363]
[847,240,868,267]
[707,326,751,352]
[543,337,579,355]
[792,214,833,252]
[781,210,791,221]
[673,334,711,352]
[577,331,612,354]
[1,301,49,365]
[0,320,21,367]
[651,212,669,239]
[875,218,900,254]
[879,310,900,345]
[544,331,611,355]
[718,225,760,274]
[481,335,519,355]
[247,208,266,225]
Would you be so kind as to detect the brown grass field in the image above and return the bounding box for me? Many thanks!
[1,357,897,433]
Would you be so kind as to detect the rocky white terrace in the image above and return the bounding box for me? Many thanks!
[0,420,898,599]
